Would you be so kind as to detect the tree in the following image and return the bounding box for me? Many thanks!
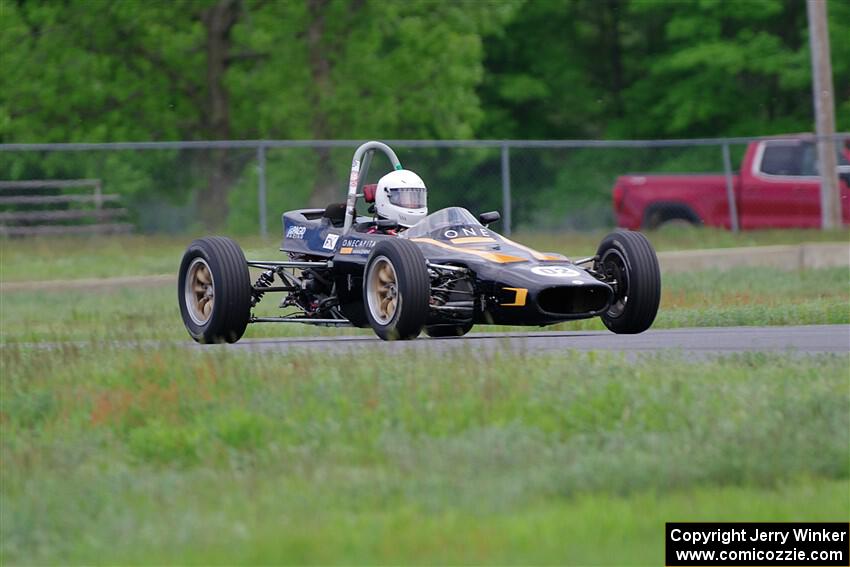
[478,0,849,139]
[286,0,519,212]
[3,0,845,232]
[616,0,814,136]
[0,0,515,227]
[0,0,244,228]
[825,0,850,130]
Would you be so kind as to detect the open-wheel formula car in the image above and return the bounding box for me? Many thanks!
[179,141,661,342]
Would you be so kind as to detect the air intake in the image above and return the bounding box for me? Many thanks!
[538,285,610,315]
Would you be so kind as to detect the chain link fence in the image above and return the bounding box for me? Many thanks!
[1,136,847,237]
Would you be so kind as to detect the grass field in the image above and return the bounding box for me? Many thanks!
[1,231,849,564]
[1,265,847,343]
[2,229,847,344]
[2,347,847,564]
[1,226,848,282]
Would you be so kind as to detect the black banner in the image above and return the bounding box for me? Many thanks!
[666,523,849,566]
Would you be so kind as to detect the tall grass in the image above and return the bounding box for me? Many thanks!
[1,346,847,564]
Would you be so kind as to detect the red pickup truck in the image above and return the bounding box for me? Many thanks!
[613,137,850,230]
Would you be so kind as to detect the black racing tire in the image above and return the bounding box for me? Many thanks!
[594,230,660,334]
[339,300,371,328]
[363,239,430,340]
[425,322,473,338]
[178,236,252,343]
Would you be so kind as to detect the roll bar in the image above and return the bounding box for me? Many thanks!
[343,141,402,233]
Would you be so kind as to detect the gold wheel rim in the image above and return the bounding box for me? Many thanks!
[185,258,215,325]
[367,257,398,325]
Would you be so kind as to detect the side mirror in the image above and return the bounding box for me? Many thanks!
[479,211,501,226]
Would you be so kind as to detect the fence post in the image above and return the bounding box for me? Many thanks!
[500,144,512,235]
[722,143,739,233]
[257,145,267,237]
[94,179,103,212]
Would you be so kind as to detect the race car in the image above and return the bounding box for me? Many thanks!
[178,141,661,342]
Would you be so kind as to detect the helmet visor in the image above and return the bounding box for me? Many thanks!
[388,187,426,209]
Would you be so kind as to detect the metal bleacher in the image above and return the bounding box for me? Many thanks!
[0,179,133,236]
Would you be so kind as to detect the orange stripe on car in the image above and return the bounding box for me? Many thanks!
[450,236,498,245]
[498,236,565,261]
[502,287,528,307]
[410,238,527,263]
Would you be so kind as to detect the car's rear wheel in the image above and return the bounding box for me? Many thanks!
[425,322,473,338]
[363,239,429,340]
[594,230,660,334]
[178,236,252,343]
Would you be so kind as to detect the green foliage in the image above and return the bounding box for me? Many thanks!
[827,0,850,130]
[0,0,847,229]
[0,0,521,227]
[214,408,270,450]
[482,0,849,137]
[128,421,202,465]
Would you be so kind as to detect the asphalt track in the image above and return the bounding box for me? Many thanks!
[201,325,850,356]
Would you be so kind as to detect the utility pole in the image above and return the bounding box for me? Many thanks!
[807,0,842,229]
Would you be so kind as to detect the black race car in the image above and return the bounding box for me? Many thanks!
[178,142,660,342]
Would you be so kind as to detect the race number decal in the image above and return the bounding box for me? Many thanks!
[323,234,340,250]
[531,266,580,278]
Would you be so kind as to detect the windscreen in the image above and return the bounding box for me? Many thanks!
[388,186,426,208]
[402,207,481,239]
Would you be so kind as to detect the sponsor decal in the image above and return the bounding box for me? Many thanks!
[530,266,580,278]
[285,225,306,239]
[443,227,491,239]
[348,159,360,190]
[341,238,375,249]
[323,233,340,250]
[339,238,376,255]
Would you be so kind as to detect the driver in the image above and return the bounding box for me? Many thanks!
[373,169,428,230]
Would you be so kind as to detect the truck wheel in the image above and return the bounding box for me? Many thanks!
[425,322,473,338]
[178,236,252,343]
[658,218,697,230]
[594,230,660,334]
[363,239,430,340]
[642,203,701,230]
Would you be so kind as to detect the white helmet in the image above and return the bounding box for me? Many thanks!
[375,169,428,227]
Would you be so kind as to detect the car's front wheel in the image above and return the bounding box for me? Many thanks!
[594,230,660,334]
[363,239,430,340]
[178,236,252,343]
